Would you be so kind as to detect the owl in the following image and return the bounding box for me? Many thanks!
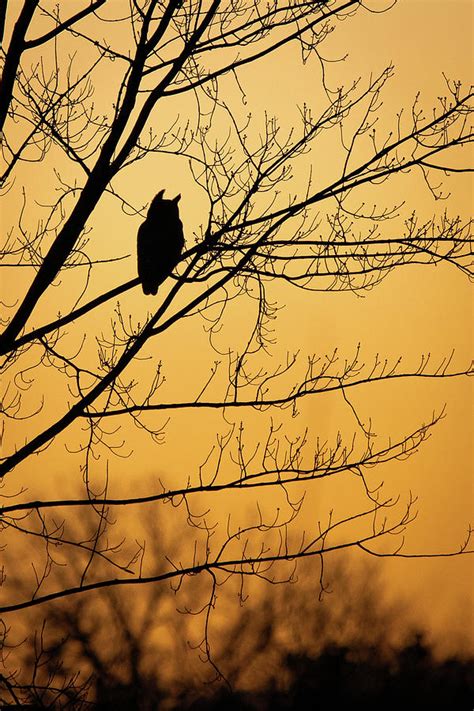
[137,189,185,295]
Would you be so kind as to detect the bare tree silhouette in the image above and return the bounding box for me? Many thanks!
[1,0,473,695]
[3,524,473,708]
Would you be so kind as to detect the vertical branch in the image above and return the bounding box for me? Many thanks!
[0,0,39,133]
[0,1,180,353]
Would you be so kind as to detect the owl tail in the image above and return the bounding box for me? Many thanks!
[142,283,158,296]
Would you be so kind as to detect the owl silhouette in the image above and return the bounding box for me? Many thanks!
[137,190,185,295]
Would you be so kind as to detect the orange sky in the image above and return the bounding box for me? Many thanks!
[1,0,473,656]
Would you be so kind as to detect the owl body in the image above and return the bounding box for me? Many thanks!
[137,190,184,295]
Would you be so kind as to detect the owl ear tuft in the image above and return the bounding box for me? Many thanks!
[173,194,181,204]
[156,189,165,200]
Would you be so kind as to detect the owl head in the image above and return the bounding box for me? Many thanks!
[148,189,181,218]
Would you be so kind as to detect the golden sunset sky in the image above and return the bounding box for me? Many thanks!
[1,0,473,657]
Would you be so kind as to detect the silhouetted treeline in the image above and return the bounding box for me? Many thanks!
[184,636,473,710]
[4,556,472,709]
